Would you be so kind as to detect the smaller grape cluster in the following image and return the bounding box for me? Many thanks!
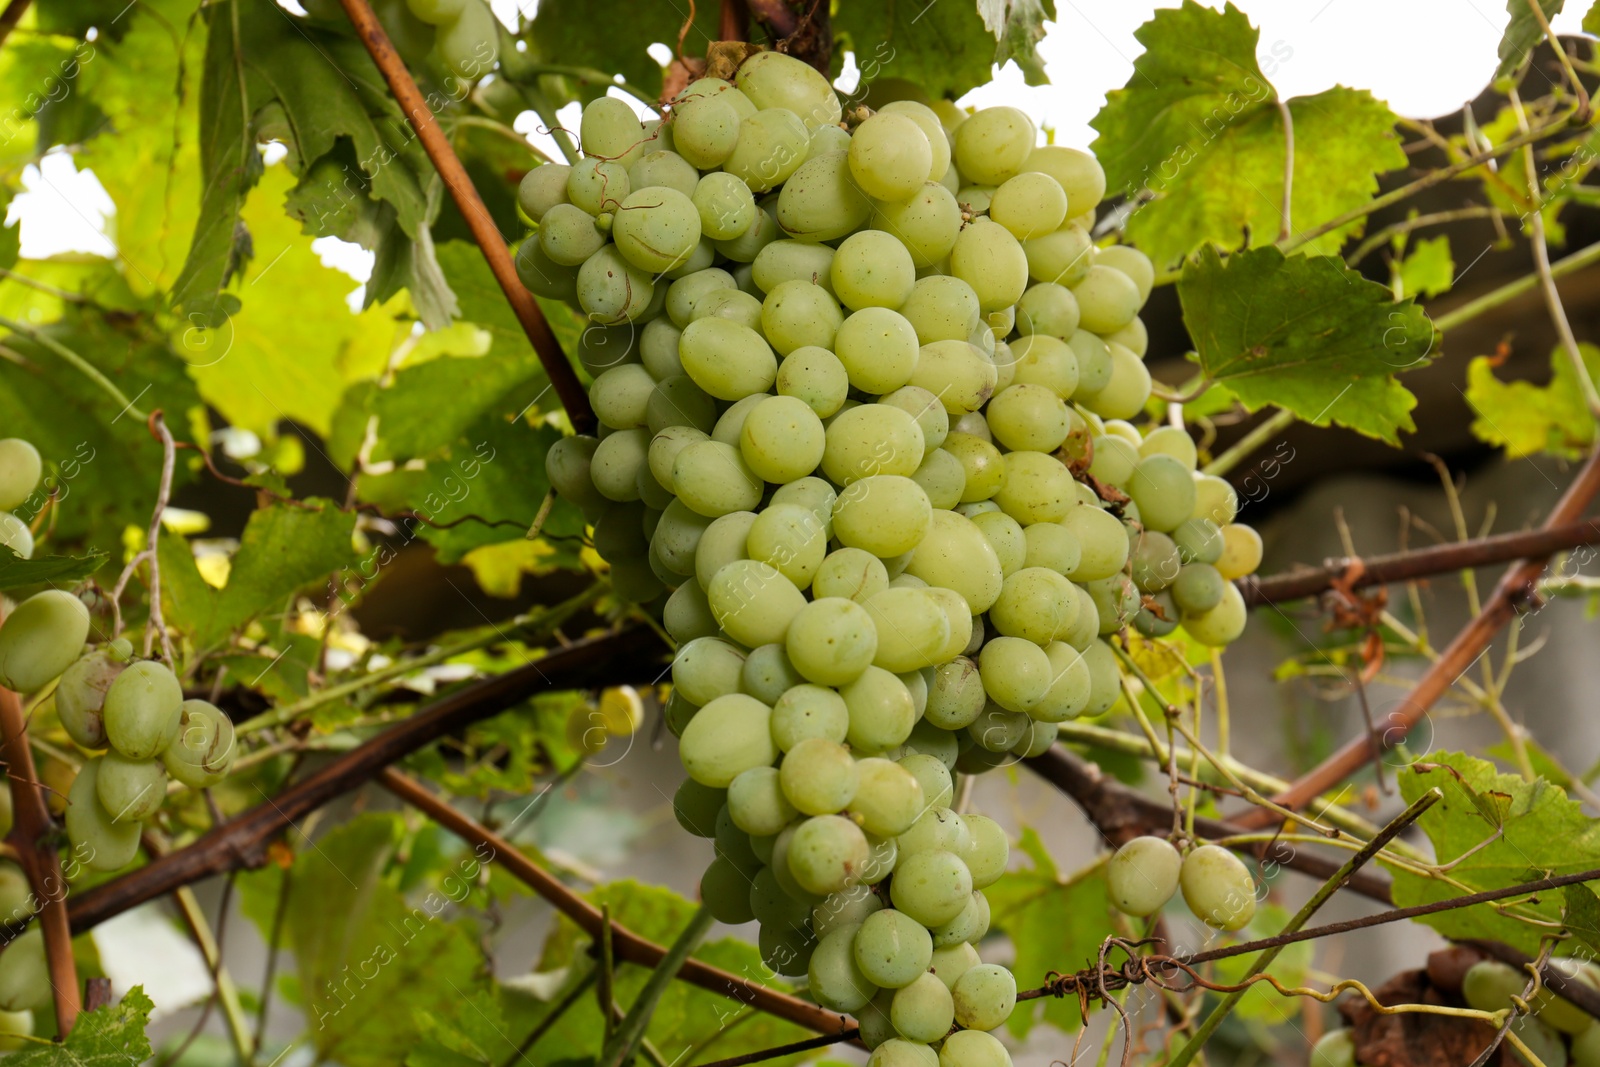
[0,438,42,562]
[1106,836,1257,931]
[298,0,498,79]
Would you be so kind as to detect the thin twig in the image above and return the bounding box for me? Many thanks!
[1346,207,1507,265]
[0,315,146,419]
[1276,98,1294,242]
[501,968,597,1067]
[1524,0,1590,120]
[1433,237,1600,332]
[1203,408,1295,477]
[144,413,177,664]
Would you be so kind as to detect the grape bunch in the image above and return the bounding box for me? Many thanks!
[531,53,1267,1057]
[298,0,497,78]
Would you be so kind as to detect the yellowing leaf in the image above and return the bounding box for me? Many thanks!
[1465,342,1600,459]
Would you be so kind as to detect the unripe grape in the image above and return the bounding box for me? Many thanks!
[954,107,1036,186]
[1179,843,1256,930]
[1108,836,1182,916]
[0,513,31,560]
[96,751,167,822]
[854,908,934,989]
[678,693,776,787]
[0,440,41,512]
[1310,1028,1356,1067]
[65,757,141,871]
[809,923,878,1012]
[0,589,90,693]
[891,971,955,1042]
[951,962,1017,1031]
[56,649,127,750]
[103,660,183,759]
[0,928,49,1012]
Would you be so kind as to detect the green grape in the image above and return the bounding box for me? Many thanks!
[1105,315,1148,357]
[760,281,842,356]
[0,861,32,919]
[986,567,1075,644]
[759,921,816,978]
[843,666,917,754]
[669,439,760,517]
[1024,145,1105,216]
[1126,455,1197,533]
[785,597,879,687]
[1172,518,1224,566]
[922,586,975,663]
[690,285,763,333]
[663,690,699,737]
[1022,522,1081,576]
[809,923,878,1011]
[829,310,918,397]
[576,246,654,324]
[672,95,741,169]
[1015,282,1081,343]
[1007,335,1079,400]
[0,513,31,560]
[941,433,1004,504]
[854,908,934,989]
[1515,1018,1570,1067]
[538,203,605,266]
[953,106,1036,186]
[1577,1024,1600,1067]
[567,158,630,216]
[776,346,850,418]
[776,151,872,242]
[588,364,654,430]
[790,813,871,894]
[878,100,951,175]
[723,108,810,193]
[1171,563,1225,615]
[56,649,126,750]
[1107,835,1181,917]
[0,589,89,694]
[1216,524,1263,580]
[1130,530,1182,592]
[0,928,49,1012]
[579,97,646,166]
[957,814,1009,890]
[678,693,777,788]
[811,548,889,603]
[646,375,717,438]
[752,239,836,294]
[745,506,824,588]
[889,971,955,1043]
[924,657,986,730]
[908,340,998,415]
[869,1039,939,1067]
[977,636,1051,715]
[95,750,166,822]
[992,451,1075,525]
[1061,504,1129,581]
[666,268,736,328]
[1137,425,1196,470]
[814,884,884,939]
[950,218,1028,315]
[990,171,1068,240]
[1087,249,1152,310]
[770,684,849,750]
[823,403,925,484]
[740,644,805,707]
[672,636,747,708]
[905,510,1004,614]
[861,588,947,673]
[612,186,702,273]
[909,450,965,511]
[1182,582,1246,647]
[897,752,953,810]
[690,172,755,243]
[1065,330,1113,395]
[900,808,970,864]
[939,1030,1012,1067]
[1308,1029,1356,1067]
[678,317,777,401]
[874,388,946,453]
[1180,843,1256,931]
[1024,223,1093,287]
[435,0,497,80]
[1462,959,1525,1014]
[832,476,933,560]
[861,830,901,884]
[664,581,718,644]
[627,149,697,197]
[986,384,1069,454]
[667,237,716,280]
[849,112,934,202]
[699,856,757,924]
[728,765,798,837]
[161,699,235,789]
[830,231,916,312]
[930,941,980,991]
[1087,574,1139,635]
[515,236,580,301]
[950,962,1017,1031]
[890,849,973,927]
[901,718,961,770]
[708,559,807,647]
[872,183,962,269]
[1535,960,1598,1033]
[735,51,842,130]
[849,757,926,838]
[713,205,782,262]
[694,511,757,590]
[65,757,141,872]
[712,393,774,446]
[674,778,726,837]
[932,887,990,944]
[780,736,859,815]
[1071,265,1141,335]
[899,275,981,344]
[735,397,824,487]
[517,163,570,223]
[968,701,1029,753]
[103,659,183,760]
[1031,640,1091,723]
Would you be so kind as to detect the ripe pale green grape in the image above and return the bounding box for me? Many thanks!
[780,736,860,815]
[1182,582,1247,647]
[673,95,741,169]
[1071,265,1141,334]
[1094,244,1155,303]
[567,158,630,215]
[812,547,889,602]
[737,396,826,486]
[1172,563,1226,615]
[872,182,962,268]
[814,883,885,939]
[760,280,842,356]
[1008,335,1080,399]
[691,172,756,242]
[988,567,1076,644]
[776,151,872,242]
[1308,1029,1356,1067]
[0,513,31,560]
[930,942,981,993]
[646,375,717,437]
[832,476,933,559]
[776,346,850,417]
[517,164,570,222]
[713,205,782,262]
[579,96,646,166]
[832,308,919,396]
[670,440,761,518]
[891,849,973,927]
[701,856,758,924]
[939,1030,1012,1067]
[708,559,806,647]
[588,364,655,429]
[435,0,497,80]
[953,107,1035,186]
[941,433,1005,503]
[612,186,702,273]
[809,924,877,1012]
[1138,426,1197,471]
[1032,640,1091,722]
[931,888,990,944]
[1061,503,1129,581]
[785,597,878,686]
[990,171,1068,240]
[951,963,1017,1032]
[1131,531,1182,592]
[891,971,955,1043]
[924,586,975,662]
[878,387,948,451]
[900,807,970,859]
[1058,583,1100,651]
[667,268,736,328]
[516,237,580,301]
[65,757,141,871]
[678,693,776,787]
[746,504,826,587]
[0,589,90,694]
[855,908,934,988]
[712,393,774,446]
[861,830,901,883]
[753,239,836,294]
[1128,454,1198,533]
[830,230,916,311]
[0,861,32,919]
[1024,224,1092,289]
[56,649,126,750]
[1172,518,1224,565]
[1087,574,1139,634]
[958,814,1009,889]
[678,317,777,401]
[1180,843,1257,930]
[740,645,805,707]
[694,511,757,590]
[103,659,183,759]
[992,450,1075,525]
[823,403,925,483]
[950,218,1028,314]
[842,666,918,754]
[911,450,966,511]
[1108,835,1182,917]
[96,751,166,822]
[673,778,725,838]
[770,684,849,750]
[863,588,948,672]
[577,246,654,324]
[849,757,925,837]
[986,384,1069,453]
[788,813,871,894]
[1216,524,1264,580]
[900,275,981,344]
[897,752,953,810]
[0,928,49,1012]
[925,657,986,729]
[1015,282,1081,342]
[1066,330,1113,394]
[693,286,765,331]
[1077,342,1152,421]
[908,340,998,415]
[849,112,934,202]
[869,1039,939,1067]
[723,108,810,193]
[969,702,1029,752]
[1025,145,1105,216]
[161,699,236,789]
[538,203,605,266]
[1087,434,1139,488]
[628,149,697,197]
[1023,522,1081,576]
[905,510,1004,614]
[977,636,1051,714]
[735,51,842,130]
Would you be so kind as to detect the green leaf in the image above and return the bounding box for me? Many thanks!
[160,501,355,651]
[1211,904,1314,1022]
[1177,246,1435,443]
[1464,343,1600,459]
[1091,3,1405,267]
[7,987,153,1065]
[986,828,1115,1037]
[978,0,1056,85]
[526,0,718,102]
[835,0,997,102]
[1497,0,1564,79]
[406,992,506,1067]
[1586,0,1600,34]
[1563,884,1600,957]
[1397,235,1454,299]
[0,548,107,593]
[1487,738,1574,789]
[1388,752,1600,954]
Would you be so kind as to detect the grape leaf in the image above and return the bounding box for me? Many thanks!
[1398,235,1454,299]
[1177,246,1436,444]
[406,992,507,1067]
[835,0,997,102]
[986,828,1115,1037]
[1587,1,1600,34]
[6,987,152,1065]
[1496,0,1564,79]
[526,0,719,103]
[0,548,107,593]
[1464,342,1600,459]
[977,0,1056,85]
[1211,904,1314,1022]
[1387,752,1600,954]
[1563,884,1600,957]
[1090,2,1405,267]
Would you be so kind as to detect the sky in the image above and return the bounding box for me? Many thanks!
[9,0,1595,278]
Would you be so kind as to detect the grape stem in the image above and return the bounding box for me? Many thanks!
[0,0,32,50]
[1200,407,1295,478]
[143,412,178,665]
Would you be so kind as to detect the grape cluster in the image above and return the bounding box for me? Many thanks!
[299,0,497,78]
[532,53,1266,1057]
[1107,836,1257,931]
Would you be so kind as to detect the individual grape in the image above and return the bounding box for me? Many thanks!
[435,0,497,80]
[950,218,1028,314]
[968,701,1029,752]
[1057,583,1100,652]
[517,164,571,223]
[694,511,758,590]
[990,171,1068,241]
[1182,583,1247,647]
[0,861,32,920]
[842,666,918,754]
[812,547,890,602]
[1131,531,1182,592]
[579,96,646,166]
[924,657,987,730]
[776,151,872,242]
[890,849,973,927]
[567,158,630,215]
[713,205,782,262]
[712,393,775,446]
[1024,224,1093,287]
[902,718,961,770]
[56,649,126,750]
[628,150,698,198]
[1031,640,1091,723]
[951,962,1017,1032]
[735,398,826,488]
[1072,265,1141,334]
[776,346,851,417]
[701,855,758,924]
[666,268,736,328]
[872,182,962,268]
[941,433,1005,503]
[102,659,183,760]
[992,450,1075,525]
[673,95,742,169]
[813,883,885,939]
[758,920,815,977]
[739,645,805,708]
[905,511,1004,614]
[809,924,878,1012]
[1179,843,1256,931]
[1216,523,1264,580]
[986,384,1069,453]
[832,476,933,559]
[1127,454,1198,533]
[0,589,90,694]
[95,751,166,822]
[1172,518,1224,566]
[891,971,955,1043]
[953,107,1036,186]
[768,686,847,752]
[0,928,49,1012]
[869,1039,939,1067]
[1023,522,1082,576]
[691,172,757,243]
[987,567,1076,644]
[613,186,703,273]
[1066,330,1113,394]
[0,1007,30,1051]
[788,813,870,894]
[1461,959,1525,1013]
[1061,504,1129,581]
[823,403,925,485]
[854,908,934,989]
[1087,434,1139,488]
[761,280,843,355]
[723,108,810,193]
[849,112,934,202]
[776,735,857,814]
[899,807,971,859]
[161,700,236,789]
[911,450,966,511]
[849,757,926,837]
[1309,1029,1356,1067]
[785,597,879,687]
[861,830,901,883]
[1007,335,1080,400]
[863,588,948,673]
[1015,282,1080,342]
[897,752,954,810]
[690,282,767,330]
[646,376,717,437]
[515,237,580,301]
[708,559,807,647]
[1172,563,1226,615]
[577,245,654,324]
[734,51,842,130]
[0,513,31,560]
[678,693,776,787]
[930,941,981,991]
[1087,574,1139,634]
[1105,315,1148,356]
[900,275,981,344]
[856,990,900,1050]
[1531,959,1598,1034]
[976,636,1052,715]
[1138,426,1198,471]
[65,757,141,872]
[674,778,725,837]
[1107,836,1182,917]
[1025,145,1106,216]
[830,231,916,312]
[678,317,778,400]
[932,888,991,944]
[668,439,760,518]
[538,203,605,266]
[1077,341,1151,420]
[753,240,836,295]
[588,364,655,430]
[958,814,1009,890]
[909,340,998,414]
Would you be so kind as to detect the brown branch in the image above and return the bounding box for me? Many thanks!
[66,627,665,934]
[0,645,79,1034]
[335,0,595,434]
[1240,516,1600,607]
[378,769,853,1038]
[719,0,749,42]
[0,0,31,50]
[1236,444,1600,828]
